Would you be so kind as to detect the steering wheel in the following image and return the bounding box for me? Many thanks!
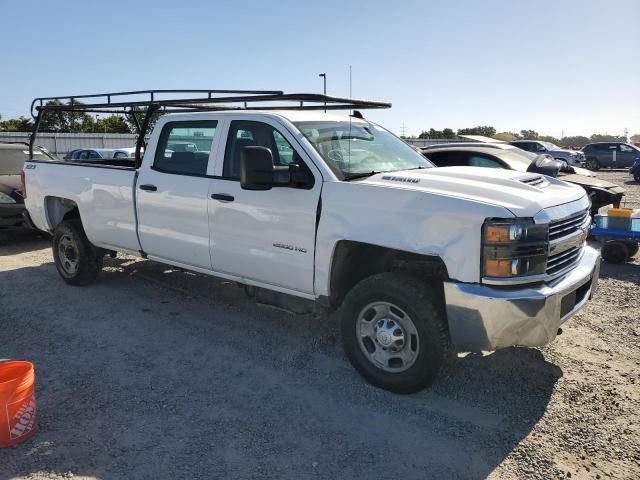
[327,149,346,163]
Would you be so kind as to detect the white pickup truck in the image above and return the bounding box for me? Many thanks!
[23,91,600,393]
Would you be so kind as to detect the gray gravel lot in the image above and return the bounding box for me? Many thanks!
[0,170,638,480]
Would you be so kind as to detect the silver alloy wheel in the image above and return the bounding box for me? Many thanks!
[356,301,419,372]
[58,234,79,275]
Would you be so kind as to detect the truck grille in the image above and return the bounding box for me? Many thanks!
[546,246,581,276]
[548,209,589,241]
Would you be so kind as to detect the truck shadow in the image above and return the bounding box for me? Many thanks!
[0,228,51,252]
[1,259,561,479]
[598,259,640,285]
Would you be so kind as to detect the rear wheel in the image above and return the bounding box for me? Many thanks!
[340,273,449,394]
[52,220,103,285]
[586,158,600,171]
[601,240,629,264]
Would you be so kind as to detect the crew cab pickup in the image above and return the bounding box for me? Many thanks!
[23,93,600,393]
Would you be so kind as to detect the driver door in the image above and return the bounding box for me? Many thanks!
[208,119,321,295]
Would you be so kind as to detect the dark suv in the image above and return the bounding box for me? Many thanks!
[582,142,640,170]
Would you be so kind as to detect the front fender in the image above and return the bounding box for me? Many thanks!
[314,182,513,297]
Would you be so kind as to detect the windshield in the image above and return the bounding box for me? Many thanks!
[294,120,432,178]
[541,141,560,150]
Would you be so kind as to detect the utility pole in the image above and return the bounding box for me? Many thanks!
[318,73,326,112]
[400,122,408,138]
[349,65,352,98]
[624,127,629,142]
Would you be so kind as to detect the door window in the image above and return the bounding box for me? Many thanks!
[468,155,503,168]
[88,150,101,159]
[223,120,313,187]
[154,121,217,176]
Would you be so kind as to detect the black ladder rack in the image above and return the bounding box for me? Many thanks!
[29,89,392,164]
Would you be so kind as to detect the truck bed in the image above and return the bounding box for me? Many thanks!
[24,159,141,253]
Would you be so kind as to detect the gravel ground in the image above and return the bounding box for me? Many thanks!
[0,170,638,480]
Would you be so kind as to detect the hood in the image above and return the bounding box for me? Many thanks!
[360,166,586,217]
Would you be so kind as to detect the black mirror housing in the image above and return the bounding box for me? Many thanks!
[240,146,274,190]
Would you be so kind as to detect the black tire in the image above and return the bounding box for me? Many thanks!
[52,220,103,285]
[586,158,600,171]
[634,173,640,183]
[623,241,639,258]
[601,240,629,264]
[340,272,449,394]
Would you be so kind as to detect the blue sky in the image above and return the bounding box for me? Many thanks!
[1,0,638,137]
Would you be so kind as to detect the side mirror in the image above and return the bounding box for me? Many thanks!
[240,147,275,190]
[527,155,561,177]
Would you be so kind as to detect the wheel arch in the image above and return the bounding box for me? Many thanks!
[44,196,81,231]
[325,240,449,310]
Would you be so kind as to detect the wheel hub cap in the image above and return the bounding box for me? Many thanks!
[356,301,419,373]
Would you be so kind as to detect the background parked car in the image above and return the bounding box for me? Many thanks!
[65,148,137,162]
[630,158,640,182]
[582,142,640,171]
[509,140,584,167]
[0,142,56,228]
[422,143,624,214]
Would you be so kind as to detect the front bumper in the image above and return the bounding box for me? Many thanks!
[443,245,600,351]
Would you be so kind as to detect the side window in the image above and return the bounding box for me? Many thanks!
[223,120,313,187]
[424,151,469,167]
[88,150,101,159]
[273,130,295,165]
[78,150,89,160]
[468,155,503,168]
[154,121,217,176]
[620,144,633,153]
[113,151,129,159]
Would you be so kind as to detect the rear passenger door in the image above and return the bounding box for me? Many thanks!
[136,120,219,269]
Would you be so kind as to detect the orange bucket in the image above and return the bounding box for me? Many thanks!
[0,361,37,447]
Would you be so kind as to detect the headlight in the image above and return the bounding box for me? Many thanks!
[0,192,16,204]
[482,219,549,280]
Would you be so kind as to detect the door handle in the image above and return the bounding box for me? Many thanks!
[139,184,158,192]
[211,193,234,202]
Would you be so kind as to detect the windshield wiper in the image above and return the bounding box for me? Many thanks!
[343,171,379,181]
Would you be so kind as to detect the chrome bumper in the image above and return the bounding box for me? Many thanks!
[443,245,600,352]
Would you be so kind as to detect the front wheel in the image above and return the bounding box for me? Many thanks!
[601,240,629,264]
[340,273,449,394]
[52,220,103,285]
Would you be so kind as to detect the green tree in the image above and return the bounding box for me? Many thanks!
[457,126,496,137]
[37,99,96,133]
[95,115,131,133]
[493,132,520,141]
[0,116,33,132]
[559,136,590,148]
[442,128,456,139]
[520,129,538,140]
[590,133,626,143]
[538,135,560,144]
